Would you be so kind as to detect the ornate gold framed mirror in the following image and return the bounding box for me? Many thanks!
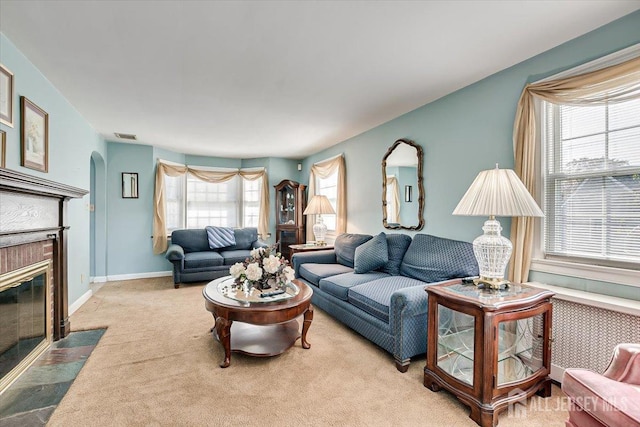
[382,138,424,230]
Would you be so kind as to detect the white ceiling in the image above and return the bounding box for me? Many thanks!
[1,1,639,159]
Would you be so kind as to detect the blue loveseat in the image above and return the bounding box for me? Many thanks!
[292,232,478,372]
[166,227,267,288]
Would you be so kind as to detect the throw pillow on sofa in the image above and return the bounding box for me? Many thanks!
[205,226,236,249]
[354,232,389,274]
[334,233,373,267]
[380,233,412,275]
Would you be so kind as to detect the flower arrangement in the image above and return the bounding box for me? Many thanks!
[229,245,295,291]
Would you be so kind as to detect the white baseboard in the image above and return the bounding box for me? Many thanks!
[90,276,107,283]
[551,363,565,383]
[106,271,172,281]
[69,289,93,316]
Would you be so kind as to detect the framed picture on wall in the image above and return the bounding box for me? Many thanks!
[0,63,14,127]
[20,96,49,173]
[0,130,6,168]
[122,172,139,198]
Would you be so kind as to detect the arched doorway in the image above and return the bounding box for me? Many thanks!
[90,152,107,281]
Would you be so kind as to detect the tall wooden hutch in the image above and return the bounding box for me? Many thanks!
[274,180,306,260]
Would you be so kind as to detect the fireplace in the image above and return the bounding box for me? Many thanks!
[0,168,87,393]
[0,260,52,392]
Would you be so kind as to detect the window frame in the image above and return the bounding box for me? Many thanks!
[529,44,640,288]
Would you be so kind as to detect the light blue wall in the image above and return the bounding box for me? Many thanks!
[106,142,167,275]
[301,11,640,299]
[0,33,107,304]
[3,10,639,306]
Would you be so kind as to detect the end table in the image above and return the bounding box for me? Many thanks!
[288,243,334,261]
[423,280,554,427]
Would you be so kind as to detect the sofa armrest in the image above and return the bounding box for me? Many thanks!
[603,343,640,385]
[292,250,337,277]
[165,244,185,262]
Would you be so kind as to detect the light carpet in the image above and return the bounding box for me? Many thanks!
[48,277,568,426]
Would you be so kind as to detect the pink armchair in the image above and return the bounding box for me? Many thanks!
[562,343,640,427]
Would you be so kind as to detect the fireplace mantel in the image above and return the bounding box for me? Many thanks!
[0,167,88,340]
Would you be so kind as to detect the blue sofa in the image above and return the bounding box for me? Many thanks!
[292,232,478,372]
[165,227,267,288]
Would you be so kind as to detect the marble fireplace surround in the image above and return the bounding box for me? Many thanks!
[0,168,87,389]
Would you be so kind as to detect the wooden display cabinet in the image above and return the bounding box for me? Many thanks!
[274,180,306,260]
[424,280,554,427]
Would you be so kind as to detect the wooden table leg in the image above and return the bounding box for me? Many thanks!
[215,316,232,367]
[301,305,313,349]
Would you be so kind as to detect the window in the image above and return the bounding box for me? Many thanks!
[542,98,640,268]
[316,171,338,232]
[164,171,261,231]
[242,177,262,228]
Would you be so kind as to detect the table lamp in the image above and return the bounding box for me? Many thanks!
[453,164,543,289]
[303,195,336,245]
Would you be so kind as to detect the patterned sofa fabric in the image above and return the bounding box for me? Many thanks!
[165,227,267,287]
[292,232,478,372]
[347,275,426,323]
[319,271,390,301]
[400,234,478,283]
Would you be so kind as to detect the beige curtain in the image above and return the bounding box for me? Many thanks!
[386,176,400,223]
[307,154,346,241]
[509,55,640,283]
[152,161,270,254]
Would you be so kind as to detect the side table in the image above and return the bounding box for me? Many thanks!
[423,280,554,427]
[288,243,334,261]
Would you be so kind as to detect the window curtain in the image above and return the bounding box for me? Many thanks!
[509,55,640,283]
[152,161,270,254]
[306,154,346,242]
[386,176,400,223]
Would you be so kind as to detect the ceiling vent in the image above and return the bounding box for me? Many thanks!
[114,132,137,140]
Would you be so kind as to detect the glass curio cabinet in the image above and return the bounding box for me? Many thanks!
[424,280,554,427]
[274,180,306,260]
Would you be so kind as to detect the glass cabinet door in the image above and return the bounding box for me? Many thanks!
[278,185,296,225]
[437,304,475,386]
[496,313,545,386]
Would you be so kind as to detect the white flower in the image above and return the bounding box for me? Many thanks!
[283,266,295,283]
[250,247,265,259]
[245,263,263,281]
[229,262,245,278]
[263,255,281,274]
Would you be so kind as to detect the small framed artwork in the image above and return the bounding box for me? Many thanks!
[20,96,49,172]
[0,130,6,168]
[122,172,139,198]
[405,185,413,203]
[0,63,14,127]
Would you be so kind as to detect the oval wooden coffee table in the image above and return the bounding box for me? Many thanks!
[203,276,313,368]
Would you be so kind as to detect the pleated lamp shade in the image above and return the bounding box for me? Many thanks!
[453,166,543,218]
[303,195,336,215]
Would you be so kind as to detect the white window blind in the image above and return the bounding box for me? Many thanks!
[186,174,239,228]
[543,97,640,268]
